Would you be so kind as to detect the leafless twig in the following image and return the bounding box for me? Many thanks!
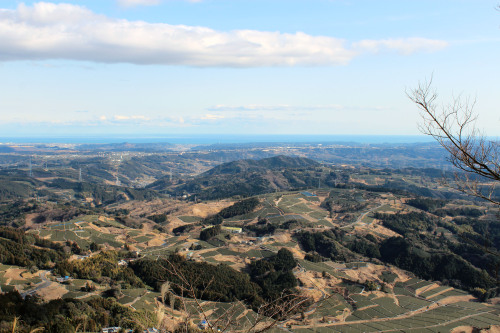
[407,77,500,206]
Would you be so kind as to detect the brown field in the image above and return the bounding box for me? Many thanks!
[343,263,410,285]
[4,268,28,282]
[363,221,401,237]
[452,325,500,333]
[35,282,68,300]
[187,201,234,218]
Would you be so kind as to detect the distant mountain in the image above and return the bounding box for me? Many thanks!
[148,155,322,199]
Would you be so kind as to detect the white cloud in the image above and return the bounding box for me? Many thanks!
[117,0,201,6]
[117,0,162,7]
[354,38,448,55]
[113,115,150,121]
[207,104,345,112]
[200,114,225,120]
[206,104,388,113]
[0,3,448,67]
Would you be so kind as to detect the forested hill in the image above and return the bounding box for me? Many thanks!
[201,155,320,176]
[148,156,326,199]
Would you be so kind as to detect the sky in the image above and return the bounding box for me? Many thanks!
[0,0,499,139]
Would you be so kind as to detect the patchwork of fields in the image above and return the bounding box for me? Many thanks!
[11,189,499,332]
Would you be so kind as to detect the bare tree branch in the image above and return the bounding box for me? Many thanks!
[157,256,317,332]
[407,77,500,206]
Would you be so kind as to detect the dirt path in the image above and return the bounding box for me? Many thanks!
[340,203,384,230]
[426,287,454,299]
[274,195,283,207]
[265,198,285,216]
[21,270,51,298]
[126,290,149,307]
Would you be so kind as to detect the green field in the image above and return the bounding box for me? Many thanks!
[133,235,155,243]
[178,215,202,223]
[297,300,500,332]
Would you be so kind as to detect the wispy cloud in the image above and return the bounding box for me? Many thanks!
[354,38,448,55]
[207,104,385,112]
[1,114,191,129]
[200,114,225,120]
[117,0,202,7]
[113,115,150,121]
[117,0,162,7]
[0,3,448,67]
[98,115,188,126]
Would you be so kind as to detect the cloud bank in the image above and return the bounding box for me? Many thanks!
[206,104,388,113]
[0,3,448,67]
[207,104,345,112]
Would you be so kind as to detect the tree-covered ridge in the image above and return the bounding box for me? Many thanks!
[48,178,160,205]
[158,156,326,199]
[406,198,447,211]
[374,211,436,237]
[0,200,39,227]
[202,155,320,176]
[296,226,496,292]
[380,237,495,290]
[0,174,43,201]
[202,197,260,225]
[0,227,69,268]
[249,248,298,300]
[218,197,260,218]
[55,251,144,288]
[199,224,221,241]
[130,248,301,311]
[406,197,484,217]
[296,229,379,262]
[130,254,264,307]
[0,291,145,333]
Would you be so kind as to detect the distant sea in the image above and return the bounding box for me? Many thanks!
[0,134,436,145]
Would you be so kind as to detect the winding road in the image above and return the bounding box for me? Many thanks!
[21,270,52,299]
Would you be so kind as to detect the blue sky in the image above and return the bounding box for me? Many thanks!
[0,0,499,138]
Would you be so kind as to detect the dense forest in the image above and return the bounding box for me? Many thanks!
[130,249,302,311]
[131,253,264,307]
[0,292,144,333]
[0,227,69,268]
[55,251,144,288]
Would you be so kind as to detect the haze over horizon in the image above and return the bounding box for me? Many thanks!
[1,0,499,137]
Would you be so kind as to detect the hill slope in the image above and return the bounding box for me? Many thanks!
[148,155,322,199]
[202,155,319,176]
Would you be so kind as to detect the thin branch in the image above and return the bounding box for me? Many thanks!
[407,78,500,206]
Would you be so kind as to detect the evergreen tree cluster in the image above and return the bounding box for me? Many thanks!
[130,254,263,307]
[202,197,259,225]
[0,292,143,333]
[199,225,221,241]
[55,251,144,288]
[0,227,68,268]
[249,248,298,300]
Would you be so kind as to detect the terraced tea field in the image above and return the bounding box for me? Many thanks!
[14,189,499,332]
